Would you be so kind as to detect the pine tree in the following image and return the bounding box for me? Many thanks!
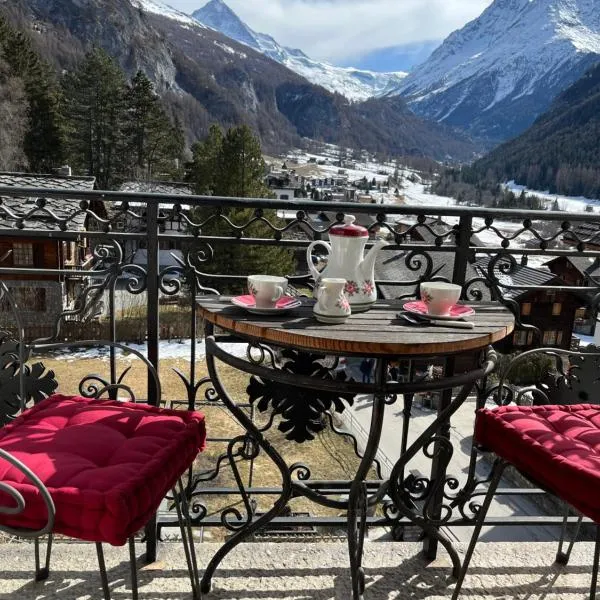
[0,15,64,172]
[217,125,271,198]
[187,124,223,195]
[123,71,184,180]
[0,57,27,170]
[186,124,295,292]
[62,49,127,189]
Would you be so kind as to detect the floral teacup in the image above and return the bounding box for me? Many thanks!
[420,281,462,316]
[313,278,351,324]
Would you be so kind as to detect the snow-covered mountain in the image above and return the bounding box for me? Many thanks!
[192,0,407,102]
[397,0,600,142]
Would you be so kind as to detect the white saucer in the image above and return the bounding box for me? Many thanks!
[231,295,302,315]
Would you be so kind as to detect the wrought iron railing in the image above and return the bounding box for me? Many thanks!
[1,185,600,555]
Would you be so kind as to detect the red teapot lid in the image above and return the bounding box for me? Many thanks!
[329,215,368,238]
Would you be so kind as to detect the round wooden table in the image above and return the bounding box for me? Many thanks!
[196,296,514,599]
[197,297,514,357]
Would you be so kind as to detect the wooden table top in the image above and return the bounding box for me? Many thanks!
[196,297,515,357]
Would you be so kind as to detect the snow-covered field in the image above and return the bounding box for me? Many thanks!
[505,180,600,213]
[279,146,600,271]
[39,339,248,362]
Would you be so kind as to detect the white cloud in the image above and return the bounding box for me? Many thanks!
[169,0,493,63]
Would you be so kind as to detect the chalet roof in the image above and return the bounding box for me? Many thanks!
[376,249,558,302]
[563,222,600,246]
[117,181,192,211]
[546,255,600,278]
[119,181,192,196]
[0,172,96,231]
[473,257,557,300]
[375,248,484,300]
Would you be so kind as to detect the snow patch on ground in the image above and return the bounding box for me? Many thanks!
[40,339,248,362]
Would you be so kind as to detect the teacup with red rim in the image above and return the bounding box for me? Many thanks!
[420,281,462,316]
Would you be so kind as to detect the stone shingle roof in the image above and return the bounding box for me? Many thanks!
[375,247,482,300]
[0,172,96,231]
[473,257,556,300]
[376,249,559,302]
[117,181,192,211]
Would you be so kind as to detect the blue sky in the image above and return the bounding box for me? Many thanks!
[168,0,493,66]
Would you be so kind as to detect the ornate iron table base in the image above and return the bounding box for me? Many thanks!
[198,323,497,599]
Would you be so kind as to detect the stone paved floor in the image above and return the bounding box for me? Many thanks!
[0,540,597,599]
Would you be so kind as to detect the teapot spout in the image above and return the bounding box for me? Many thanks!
[359,237,389,282]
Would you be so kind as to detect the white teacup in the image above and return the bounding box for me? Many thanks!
[248,275,288,308]
[420,281,462,316]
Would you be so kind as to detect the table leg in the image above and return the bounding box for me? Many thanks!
[387,375,478,578]
[422,356,455,560]
[347,358,388,600]
[200,336,294,594]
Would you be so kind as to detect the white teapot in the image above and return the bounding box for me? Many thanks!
[307,215,389,312]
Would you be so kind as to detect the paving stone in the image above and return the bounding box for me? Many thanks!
[0,540,596,599]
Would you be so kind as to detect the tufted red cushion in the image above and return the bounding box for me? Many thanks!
[0,394,206,545]
[475,404,600,523]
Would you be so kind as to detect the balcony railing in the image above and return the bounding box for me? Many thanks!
[1,184,599,557]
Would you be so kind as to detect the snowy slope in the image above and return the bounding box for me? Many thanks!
[131,0,207,29]
[192,0,407,101]
[396,0,600,141]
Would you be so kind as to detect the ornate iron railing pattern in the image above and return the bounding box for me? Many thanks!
[0,185,599,543]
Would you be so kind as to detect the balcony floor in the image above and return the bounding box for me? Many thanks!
[0,539,596,599]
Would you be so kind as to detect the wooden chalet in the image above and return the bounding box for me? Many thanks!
[0,172,96,339]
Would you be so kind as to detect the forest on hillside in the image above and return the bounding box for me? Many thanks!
[466,61,600,199]
[0,15,185,187]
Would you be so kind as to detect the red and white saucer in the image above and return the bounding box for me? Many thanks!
[231,295,302,315]
[402,300,475,321]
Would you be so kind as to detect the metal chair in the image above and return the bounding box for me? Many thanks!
[0,284,206,598]
[453,346,600,600]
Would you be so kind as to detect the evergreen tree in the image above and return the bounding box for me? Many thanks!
[186,124,294,291]
[62,49,127,189]
[218,125,271,198]
[0,57,27,170]
[123,71,184,180]
[187,124,223,195]
[0,15,64,172]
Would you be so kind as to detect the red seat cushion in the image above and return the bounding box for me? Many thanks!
[475,404,600,523]
[0,394,206,545]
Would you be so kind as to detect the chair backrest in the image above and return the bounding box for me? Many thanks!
[0,282,162,424]
[493,345,600,407]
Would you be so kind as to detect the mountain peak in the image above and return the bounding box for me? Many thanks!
[192,0,407,101]
[397,0,600,141]
[193,0,259,50]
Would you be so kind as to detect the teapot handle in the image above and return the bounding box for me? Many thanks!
[306,240,331,283]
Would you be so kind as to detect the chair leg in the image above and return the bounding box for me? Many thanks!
[589,525,600,600]
[129,537,139,600]
[173,478,201,599]
[34,533,53,581]
[96,542,111,600]
[556,505,583,565]
[452,458,507,600]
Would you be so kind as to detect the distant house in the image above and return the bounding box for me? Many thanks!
[265,170,303,200]
[114,180,192,261]
[375,224,579,353]
[545,255,600,336]
[0,172,96,339]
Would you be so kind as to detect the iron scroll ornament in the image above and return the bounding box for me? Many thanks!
[246,348,356,443]
[0,331,58,425]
